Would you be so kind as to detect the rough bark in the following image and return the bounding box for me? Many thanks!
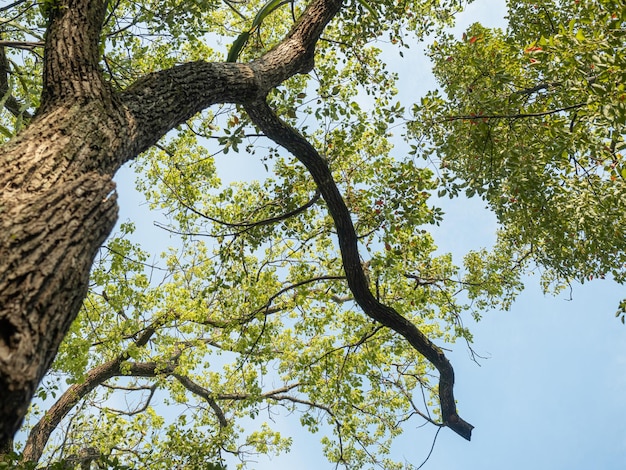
[0,106,122,447]
[0,0,130,442]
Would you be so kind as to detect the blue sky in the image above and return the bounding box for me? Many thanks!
[111,0,626,468]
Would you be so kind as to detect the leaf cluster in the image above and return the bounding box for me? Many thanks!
[412,0,626,290]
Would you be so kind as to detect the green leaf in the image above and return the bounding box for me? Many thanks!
[226,31,251,62]
[0,125,13,138]
[357,0,379,20]
[226,0,288,62]
[575,29,585,41]
[250,0,289,32]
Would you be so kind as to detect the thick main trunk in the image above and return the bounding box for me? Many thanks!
[0,101,128,446]
[0,0,120,449]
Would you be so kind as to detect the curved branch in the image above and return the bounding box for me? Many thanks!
[159,171,321,230]
[0,40,43,50]
[102,384,157,417]
[216,382,302,401]
[23,359,117,462]
[23,359,176,463]
[254,274,346,316]
[22,325,161,463]
[244,100,473,440]
[173,374,228,428]
[0,38,32,118]
[0,0,29,13]
[198,190,322,230]
[443,102,585,122]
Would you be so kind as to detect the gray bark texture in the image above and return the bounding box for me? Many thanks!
[0,0,472,455]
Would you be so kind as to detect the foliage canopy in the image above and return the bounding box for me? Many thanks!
[0,0,624,468]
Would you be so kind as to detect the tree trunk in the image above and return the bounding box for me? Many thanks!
[0,100,126,446]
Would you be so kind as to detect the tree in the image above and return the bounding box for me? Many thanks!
[0,0,483,462]
[0,0,623,467]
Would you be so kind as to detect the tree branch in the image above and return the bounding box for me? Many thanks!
[0,0,29,13]
[173,374,228,428]
[119,0,344,160]
[0,37,32,118]
[22,325,161,463]
[443,102,586,122]
[244,99,473,440]
[157,170,322,231]
[0,40,44,50]
[512,81,561,96]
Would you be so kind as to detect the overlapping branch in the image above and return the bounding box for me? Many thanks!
[22,325,163,462]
